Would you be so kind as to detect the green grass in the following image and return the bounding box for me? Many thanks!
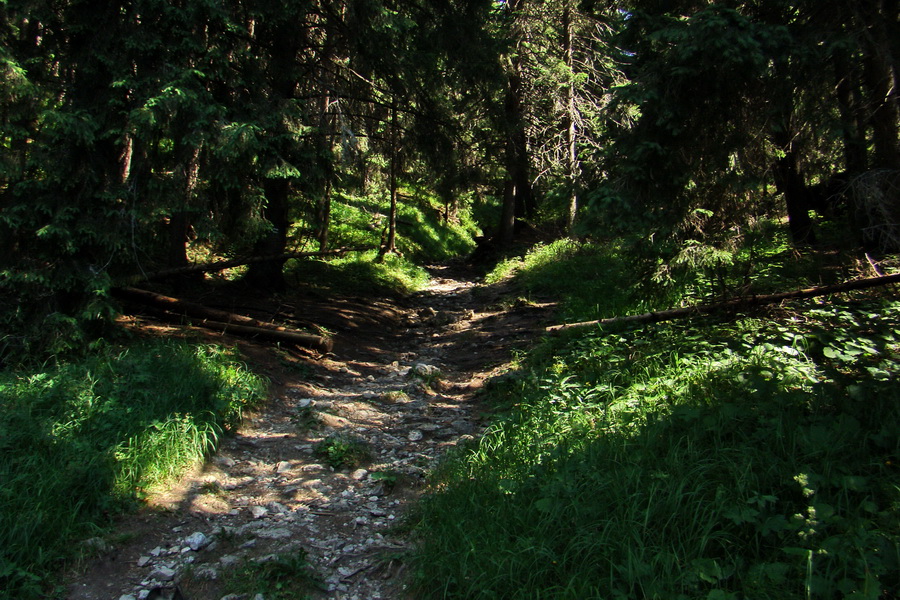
[287,250,431,297]
[218,549,318,599]
[413,230,899,599]
[484,238,673,322]
[0,339,267,598]
[285,186,478,297]
[411,297,900,599]
[297,187,479,262]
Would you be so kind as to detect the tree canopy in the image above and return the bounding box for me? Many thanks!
[1,0,898,360]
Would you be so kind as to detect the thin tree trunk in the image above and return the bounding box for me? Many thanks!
[834,47,868,173]
[317,180,333,252]
[378,101,399,261]
[563,2,578,234]
[861,0,900,169]
[120,248,363,286]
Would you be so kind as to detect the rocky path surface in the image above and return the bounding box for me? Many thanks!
[65,266,554,600]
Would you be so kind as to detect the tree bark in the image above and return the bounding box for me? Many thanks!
[244,178,290,291]
[834,46,868,173]
[378,101,400,261]
[547,273,900,333]
[860,0,900,169]
[563,2,579,234]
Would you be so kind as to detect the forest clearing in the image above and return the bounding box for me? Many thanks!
[1,1,899,599]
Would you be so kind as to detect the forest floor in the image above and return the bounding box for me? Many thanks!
[63,264,556,600]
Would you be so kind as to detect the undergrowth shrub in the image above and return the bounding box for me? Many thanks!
[0,339,266,598]
[411,297,900,599]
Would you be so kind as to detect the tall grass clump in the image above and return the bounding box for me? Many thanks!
[0,339,266,598]
[411,296,900,599]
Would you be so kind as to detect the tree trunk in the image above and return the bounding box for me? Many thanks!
[378,102,400,261]
[563,2,579,234]
[773,145,816,245]
[861,0,900,169]
[244,179,290,291]
[316,180,333,252]
[771,87,816,245]
[834,47,869,173]
[499,178,517,246]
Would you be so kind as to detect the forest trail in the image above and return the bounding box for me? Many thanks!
[65,265,555,600]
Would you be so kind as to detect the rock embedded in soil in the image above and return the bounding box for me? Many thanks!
[184,531,210,551]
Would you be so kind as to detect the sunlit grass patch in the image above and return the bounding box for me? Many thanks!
[484,238,666,322]
[411,298,900,599]
[0,340,267,598]
[287,250,430,296]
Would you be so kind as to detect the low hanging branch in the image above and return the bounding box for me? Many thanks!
[122,247,371,286]
[546,273,900,334]
[113,287,333,353]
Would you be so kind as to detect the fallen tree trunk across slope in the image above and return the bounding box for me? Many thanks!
[120,247,370,286]
[112,286,333,353]
[546,273,900,334]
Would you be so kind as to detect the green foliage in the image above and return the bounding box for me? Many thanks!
[314,431,371,470]
[0,340,266,598]
[218,549,318,600]
[484,238,673,322]
[288,250,430,297]
[411,291,900,598]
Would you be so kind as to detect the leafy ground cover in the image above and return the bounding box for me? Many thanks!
[0,340,266,598]
[411,239,899,599]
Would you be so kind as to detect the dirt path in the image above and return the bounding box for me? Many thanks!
[64,265,555,600]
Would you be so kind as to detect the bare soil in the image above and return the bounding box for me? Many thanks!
[63,264,555,600]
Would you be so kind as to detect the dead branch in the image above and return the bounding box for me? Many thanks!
[546,273,900,334]
[112,287,333,353]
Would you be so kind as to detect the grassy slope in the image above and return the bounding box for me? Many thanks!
[410,236,900,599]
[0,340,266,598]
[286,187,480,297]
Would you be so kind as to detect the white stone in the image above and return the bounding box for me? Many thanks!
[408,430,424,442]
[185,531,211,551]
[219,555,240,569]
[256,527,292,539]
[149,565,176,581]
[250,505,268,519]
[351,468,368,480]
[137,556,151,567]
[276,461,292,473]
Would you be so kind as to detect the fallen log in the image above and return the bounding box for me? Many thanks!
[185,319,334,353]
[546,273,900,334]
[122,247,371,286]
[112,286,333,353]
